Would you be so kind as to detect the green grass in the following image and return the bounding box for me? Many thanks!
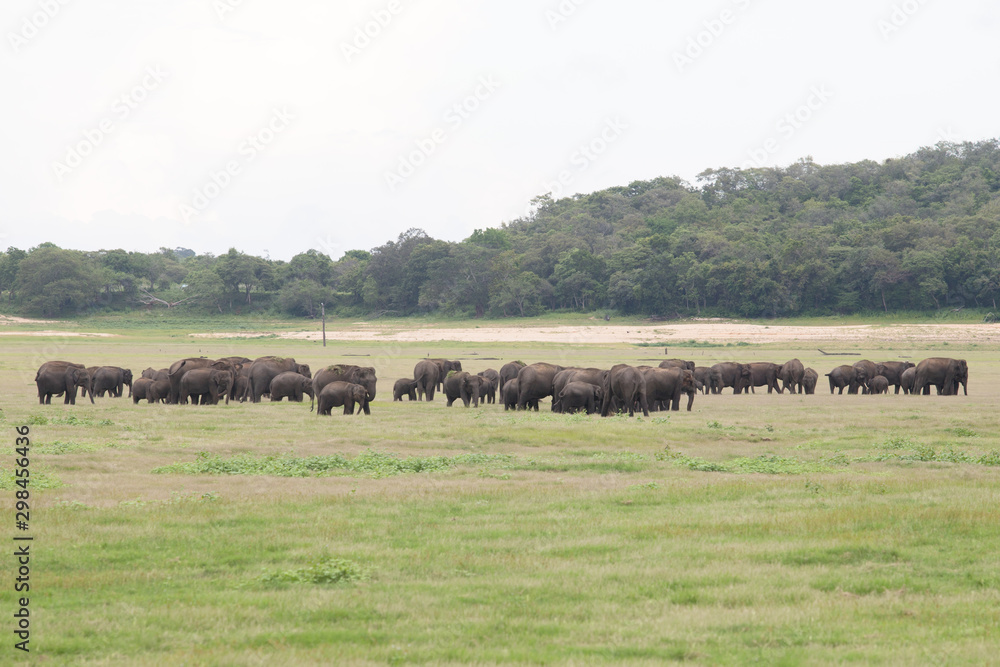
[1,320,999,664]
[153,450,518,478]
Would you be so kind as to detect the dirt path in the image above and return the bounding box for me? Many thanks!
[190,323,1000,345]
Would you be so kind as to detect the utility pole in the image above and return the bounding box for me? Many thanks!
[321,302,326,347]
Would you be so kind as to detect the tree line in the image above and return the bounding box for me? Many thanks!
[3,139,1000,319]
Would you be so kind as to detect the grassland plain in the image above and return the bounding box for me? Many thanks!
[1,317,999,665]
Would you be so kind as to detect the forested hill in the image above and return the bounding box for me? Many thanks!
[3,139,1000,319]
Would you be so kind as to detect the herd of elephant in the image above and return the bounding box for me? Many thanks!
[32,354,968,418]
[400,356,969,417]
[33,357,372,416]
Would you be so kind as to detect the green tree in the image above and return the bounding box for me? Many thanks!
[491,271,545,317]
[183,267,227,312]
[14,246,103,316]
[279,279,331,318]
[215,248,274,305]
[552,248,607,310]
[0,247,27,303]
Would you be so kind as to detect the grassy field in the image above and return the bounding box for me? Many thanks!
[1,319,999,664]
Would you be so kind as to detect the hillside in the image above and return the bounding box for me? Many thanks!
[3,139,999,319]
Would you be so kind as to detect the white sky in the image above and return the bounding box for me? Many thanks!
[1,0,997,261]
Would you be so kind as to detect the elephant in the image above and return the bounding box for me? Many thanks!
[147,379,171,404]
[875,361,916,394]
[742,362,782,394]
[802,368,818,395]
[216,356,252,369]
[502,378,518,411]
[659,359,695,372]
[693,367,712,394]
[642,367,695,412]
[601,364,649,417]
[443,371,485,407]
[270,371,316,408]
[516,362,565,411]
[312,365,376,407]
[425,358,463,390]
[557,381,604,414]
[35,361,93,405]
[900,367,916,394]
[233,375,250,403]
[221,359,250,402]
[141,367,169,381]
[91,366,133,398]
[317,381,369,416]
[246,357,311,403]
[413,360,441,401]
[393,378,419,401]
[168,357,235,404]
[477,369,500,404]
[912,357,968,396]
[132,378,152,404]
[868,375,889,394]
[498,361,526,393]
[502,378,536,411]
[233,364,253,402]
[777,359,805,394]
[849,360,878,394]
[827,365,868,395]
[551,368,607,413]
[477,376,497,404]
[179,369,233,405]
[78,366,100,399]
[709,362,751,394]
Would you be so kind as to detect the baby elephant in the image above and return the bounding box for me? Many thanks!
[802,368,818,395]
[868,375,890,395]
[317,381,370,416]
[393,378,418,401]
[443,371,484,408]
[558,381,603,414]
[270,371,315,409]
[132,378,150,404]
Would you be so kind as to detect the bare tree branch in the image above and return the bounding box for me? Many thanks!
[137,289,196,308]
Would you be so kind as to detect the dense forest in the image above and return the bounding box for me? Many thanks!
[4,139,1000,319]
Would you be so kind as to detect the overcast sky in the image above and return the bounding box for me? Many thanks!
[2,0,997,261]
